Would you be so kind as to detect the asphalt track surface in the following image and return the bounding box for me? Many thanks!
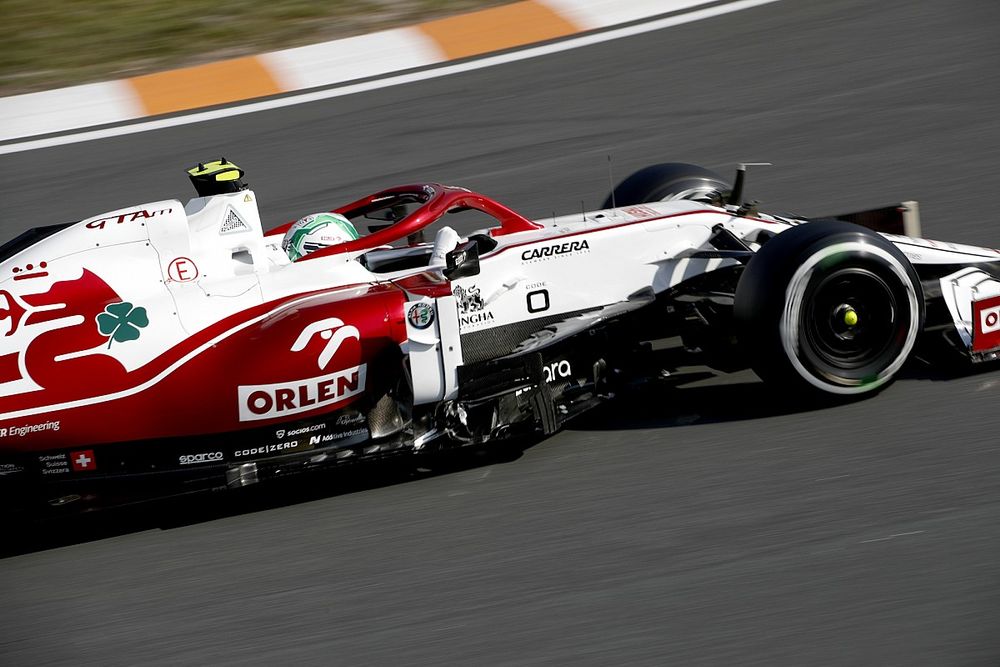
[2,0,1000,664]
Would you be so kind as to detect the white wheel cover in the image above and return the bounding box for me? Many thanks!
[780,241,920,395]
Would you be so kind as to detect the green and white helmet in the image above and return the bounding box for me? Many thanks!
[282,212,359,260]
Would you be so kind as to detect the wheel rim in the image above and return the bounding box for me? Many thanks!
[803,267,902,373]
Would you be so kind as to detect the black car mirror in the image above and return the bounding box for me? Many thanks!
[443,240,480,280]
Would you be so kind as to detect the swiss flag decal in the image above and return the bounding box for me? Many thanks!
[70,450,97,472]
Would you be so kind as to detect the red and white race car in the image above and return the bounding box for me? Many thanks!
[2,159,998,511]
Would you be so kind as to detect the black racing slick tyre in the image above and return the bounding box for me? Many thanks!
[734,221,924,396]
[602,163,731,209]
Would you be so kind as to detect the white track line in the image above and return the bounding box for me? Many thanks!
[0,0,781,156]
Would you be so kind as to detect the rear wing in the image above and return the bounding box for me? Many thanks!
[0,221,75,264]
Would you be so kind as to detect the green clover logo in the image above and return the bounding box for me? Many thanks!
[96,302,149,348]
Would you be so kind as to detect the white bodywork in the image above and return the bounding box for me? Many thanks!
[5,190,998,410]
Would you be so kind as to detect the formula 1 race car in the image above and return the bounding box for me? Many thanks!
[3,159,1000,512]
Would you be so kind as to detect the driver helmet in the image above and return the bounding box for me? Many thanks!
[282,212,359,260]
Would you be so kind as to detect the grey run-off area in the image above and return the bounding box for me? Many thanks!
[2,0,1000,664]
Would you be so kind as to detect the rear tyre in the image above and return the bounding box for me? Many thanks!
[602,163,731,208]
[734,221,924,396]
